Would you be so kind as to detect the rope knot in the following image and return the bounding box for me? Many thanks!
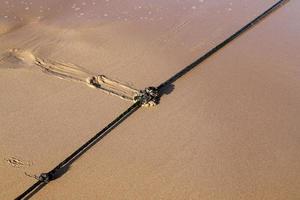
[134,87,160,107]
[38,172,53,183]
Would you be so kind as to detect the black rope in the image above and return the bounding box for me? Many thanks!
[15,0,288,199]
[158,0,289,91]
[15,102,141,200]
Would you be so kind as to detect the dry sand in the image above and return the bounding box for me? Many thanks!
[0,0,299,199]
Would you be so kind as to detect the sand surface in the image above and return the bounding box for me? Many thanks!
[0,0,299,199]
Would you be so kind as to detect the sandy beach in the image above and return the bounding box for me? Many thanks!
[0,0,299,199]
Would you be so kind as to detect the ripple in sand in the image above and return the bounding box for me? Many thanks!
[0,20,24,36]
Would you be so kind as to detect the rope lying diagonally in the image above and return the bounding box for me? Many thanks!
[16,101,142,200]
[158,0,289,90]
[15,0,289,199]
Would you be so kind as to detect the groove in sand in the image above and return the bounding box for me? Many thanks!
[0,49,140,101]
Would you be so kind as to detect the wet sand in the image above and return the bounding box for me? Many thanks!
[0,0,299,199]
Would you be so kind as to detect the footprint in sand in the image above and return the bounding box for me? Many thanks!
[4,156,33,168]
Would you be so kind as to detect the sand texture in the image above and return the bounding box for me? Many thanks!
[0,0,299,199]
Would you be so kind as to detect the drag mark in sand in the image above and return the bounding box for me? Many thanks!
[0,48,141,102]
